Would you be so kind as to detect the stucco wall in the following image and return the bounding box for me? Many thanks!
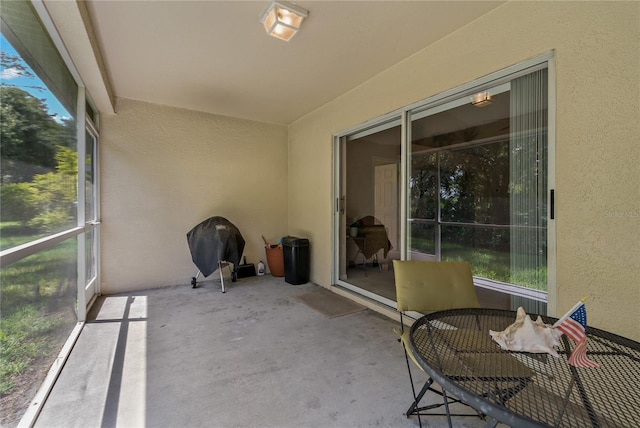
[101,99,288,293]
[288,2,639,339]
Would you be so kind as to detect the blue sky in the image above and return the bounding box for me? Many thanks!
[1,33,71,123]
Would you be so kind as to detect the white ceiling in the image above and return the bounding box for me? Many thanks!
[79,1,504,125]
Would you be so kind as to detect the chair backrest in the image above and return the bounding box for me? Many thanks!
[393,260,480,313]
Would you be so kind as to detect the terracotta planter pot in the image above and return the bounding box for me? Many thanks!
[265,245,285,277]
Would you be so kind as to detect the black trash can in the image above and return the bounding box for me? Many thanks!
[282,237,310,285]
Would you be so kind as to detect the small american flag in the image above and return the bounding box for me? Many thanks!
[553,301,599,368]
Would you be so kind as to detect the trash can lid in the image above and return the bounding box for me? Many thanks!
[283,237,309,247]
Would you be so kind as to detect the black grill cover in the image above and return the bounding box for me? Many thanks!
[186,216,245,277]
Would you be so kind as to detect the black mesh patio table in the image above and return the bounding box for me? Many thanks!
[408,308,640,427]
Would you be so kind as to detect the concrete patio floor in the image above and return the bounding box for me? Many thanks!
[34,275,489,428]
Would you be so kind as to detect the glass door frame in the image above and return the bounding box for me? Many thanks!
[332,52,556,314]
[332,113,402,308]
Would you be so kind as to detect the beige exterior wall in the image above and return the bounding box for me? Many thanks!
[101,99,288,293]
[288,2,640,339]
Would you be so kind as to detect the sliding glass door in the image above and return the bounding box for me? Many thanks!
[409,69,548,311]
[335,118,402,305]
[334,58,553,313]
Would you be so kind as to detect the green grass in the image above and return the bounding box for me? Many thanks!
[0,305,67,395]
[0,221,47,250]
[1,239,77,314]
[411,238,547,290]
[0,222,77,397]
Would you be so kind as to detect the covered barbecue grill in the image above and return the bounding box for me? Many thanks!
[186,216,245,292]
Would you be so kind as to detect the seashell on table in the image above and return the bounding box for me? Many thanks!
[489,306,563,357]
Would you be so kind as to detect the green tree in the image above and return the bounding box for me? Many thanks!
[0,86,70,184]
[25,146,78,233]
[0,182,39,221]
[1,76,77,232]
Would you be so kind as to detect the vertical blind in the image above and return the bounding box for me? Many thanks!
[509,68,548,313]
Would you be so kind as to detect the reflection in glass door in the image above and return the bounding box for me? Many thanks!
[336,119,402,305]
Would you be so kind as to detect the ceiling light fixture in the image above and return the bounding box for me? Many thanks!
[470,91,493,107]
[260,1,308,42]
